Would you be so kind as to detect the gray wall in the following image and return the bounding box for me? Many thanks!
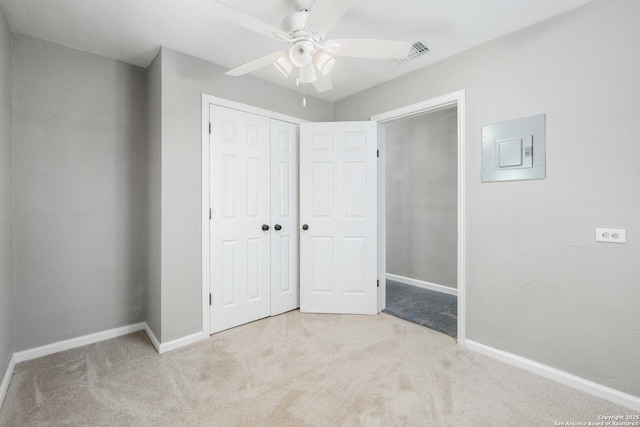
[12,36,148,350]
[334,0,640,397]
[0,6,13,376]
[154,47,333,342]
[146,51,161,340]
[385,108,457,288]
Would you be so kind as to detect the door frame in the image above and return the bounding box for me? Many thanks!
[371,89,467,345]
[201,94,307,336]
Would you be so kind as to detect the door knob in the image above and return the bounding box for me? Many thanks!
[274,224,282,231]
[262,224,270,231]
[302,224,309,230]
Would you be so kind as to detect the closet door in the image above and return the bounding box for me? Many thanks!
[270,120,300,315]
[210,105,271,334]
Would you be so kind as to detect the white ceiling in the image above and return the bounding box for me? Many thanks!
[0,0,594,102]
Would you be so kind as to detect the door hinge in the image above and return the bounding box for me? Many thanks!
[209,293,212,306]
[377,279,380,287]
[209,122,211,134]
[377,150,380,158]
[209,208,212,220]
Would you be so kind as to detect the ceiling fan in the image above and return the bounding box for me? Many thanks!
[213,0,413,93]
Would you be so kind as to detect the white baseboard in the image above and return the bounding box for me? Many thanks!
[0,354,16,410]
[143,323,161,352]
[142,323,207,354]
[158,331,207,354]
[9,320,205,361]
[3,322,147,409]
[1,322,207,409]
[465,340,640,412]
[13,322,146,363]
[386,273,458,297]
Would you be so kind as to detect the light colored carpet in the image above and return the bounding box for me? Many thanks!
[0,311,633,426]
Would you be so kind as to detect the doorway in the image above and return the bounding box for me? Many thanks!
[383,107,458,337]
[372,90,466,345]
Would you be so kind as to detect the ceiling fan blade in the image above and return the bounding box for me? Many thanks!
[326,39,413,59]
[225,51,286,76]
[313,75,333,93]
[203,1,290,41]
[304,0,353,38]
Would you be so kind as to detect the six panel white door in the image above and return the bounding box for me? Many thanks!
[210,105,271,333]
[270,119,300,315]
[299,121,378,315]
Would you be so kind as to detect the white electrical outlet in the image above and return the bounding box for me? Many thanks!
[595,228,627,244]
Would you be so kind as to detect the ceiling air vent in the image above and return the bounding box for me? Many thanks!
[398,41,430,63]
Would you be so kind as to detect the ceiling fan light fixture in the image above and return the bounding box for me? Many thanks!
[313,50,335,76]
[299,63,317,83]
[274,53,294,77]
[289,40,314,67]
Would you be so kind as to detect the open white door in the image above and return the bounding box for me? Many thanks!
[270,119,300,315]
[299,121,378,314]
[209,105,271,333]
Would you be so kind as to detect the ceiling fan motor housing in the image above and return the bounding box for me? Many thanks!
[292,0,314,12]
[281,11,309,35]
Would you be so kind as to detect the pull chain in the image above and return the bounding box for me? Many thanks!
[295,76,306,107]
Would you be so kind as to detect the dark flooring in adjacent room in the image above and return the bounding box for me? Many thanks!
[384,279,457,338]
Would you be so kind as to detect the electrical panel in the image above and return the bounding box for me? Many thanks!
[482,114,545,182]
